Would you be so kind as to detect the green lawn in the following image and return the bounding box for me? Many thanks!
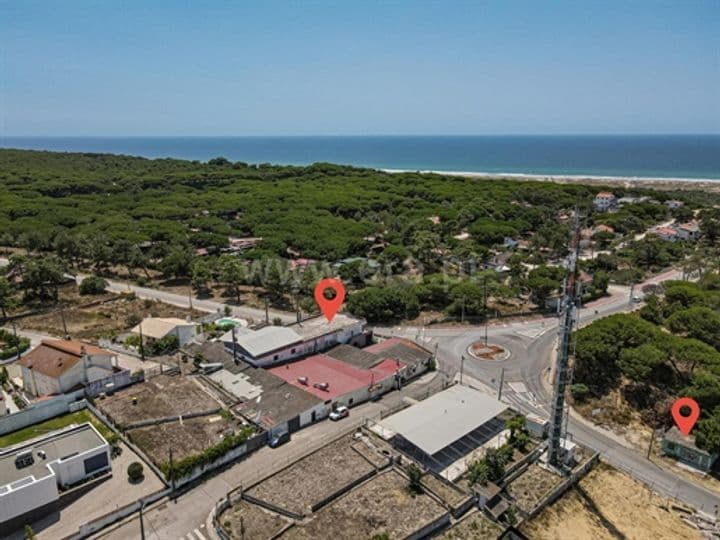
[0,409,115,448]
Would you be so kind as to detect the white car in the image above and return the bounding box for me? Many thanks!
[329,406,349,421]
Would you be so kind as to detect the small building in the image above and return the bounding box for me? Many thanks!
[221,314,365,367]
[651,226,680,242]
[0,423,111,532]
[131,317,198,346]
[662,426,719,472]
[676,221,701,241]
[666,200,685,210]
[371,384,508,473]
[226,236,263,252]
[19,340,120,398]
[269,352,405,408]
[593,192,617,212]
[190,343,328,436]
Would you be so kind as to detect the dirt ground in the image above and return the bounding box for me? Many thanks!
[421,472,469,507]
[522,463,702,540]
[281,469,447,540]
[220,499,291,540]
[127,414,237,465]
[97,374,222,426]
[507,464,564,514]
[16,289,196,340]
[440,510,503,539]
[247,434,377,515]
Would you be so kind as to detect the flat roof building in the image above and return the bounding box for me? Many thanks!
[0,422,111,531]
[221,314,365,367]
[372,384,508,472]
[662,426,719,473]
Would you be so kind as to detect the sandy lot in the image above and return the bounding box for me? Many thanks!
[219,499,291,539]
[522,463,702,540]
[440,510,503,539]
[507,464,563,514]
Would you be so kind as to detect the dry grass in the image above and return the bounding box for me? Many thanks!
[220,500,291,540]
[281,469,447,540]
[522,462,702,540]
[507,464,563,513]
[127,414,236,464]
[247,434,376,515]
[98,374,221,426]
[440,511,503,539]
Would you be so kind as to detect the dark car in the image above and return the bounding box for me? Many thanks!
[268,431,290,448]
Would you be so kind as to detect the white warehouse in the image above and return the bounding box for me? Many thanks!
[0,422,111,532]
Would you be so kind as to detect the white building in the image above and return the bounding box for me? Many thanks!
[0,422,111,531]
[131,317,198,346]
[19,340,119,397]
[665,200,684,210]
[593,192,618,212]
[221,314,365,367]
[676,221,701,241]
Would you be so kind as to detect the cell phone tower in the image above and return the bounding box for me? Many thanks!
[548,210,583,468]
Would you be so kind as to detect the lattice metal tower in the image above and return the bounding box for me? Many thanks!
[548,211,583,468]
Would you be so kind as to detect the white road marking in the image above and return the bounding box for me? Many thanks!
[508,382,528,393]
[194,528,207,540]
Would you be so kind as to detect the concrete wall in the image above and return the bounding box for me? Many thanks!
[0,392,85,436]
[0,473,58,524]
[299,402,329,427]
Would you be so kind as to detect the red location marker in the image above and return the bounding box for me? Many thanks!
[671,397,700,436]
[314,278,346,322]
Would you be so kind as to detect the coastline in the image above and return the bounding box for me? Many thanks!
[381,168,720,192]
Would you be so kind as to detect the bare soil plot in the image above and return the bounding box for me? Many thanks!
[219,499,291,540]
[17,292,195,340]
[281,469,447,540]
[247,434,376,515]
[507,464,563,513]
[98,374,221,426]
[522,463,702,540]
[440,510,503,539]
[421,473,469,507]
[127,414,236,465]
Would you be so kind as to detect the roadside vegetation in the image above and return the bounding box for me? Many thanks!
[573,274,720,453]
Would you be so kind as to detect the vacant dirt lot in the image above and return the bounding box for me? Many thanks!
[248,434,376,515]
[507,464,563,513]
[421,472,469,507]
[219,499,291,540]
[17,291,195,340]
[281,469,447,540]
[440,510,503,539]
[522,463,702,540]
[98,374,221,426]
[128,414,237,465]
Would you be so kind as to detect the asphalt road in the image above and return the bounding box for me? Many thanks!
[379,269,720,514]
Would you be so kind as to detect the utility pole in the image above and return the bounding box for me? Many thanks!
[59,302,68,339]
[168,447,175,494]
[231,326,238,364]
[139,502,146,540]
[460,355,464,384]
[483,275,489,345]
[139,323,145,362]
[264,298,269,325]
[188,283,193,313]
[497,367,505,401]
[460,295,465,324]
[548,211,582,469]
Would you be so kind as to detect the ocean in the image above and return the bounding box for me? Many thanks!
[1,135,719,180]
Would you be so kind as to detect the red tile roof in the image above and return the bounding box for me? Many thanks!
[269,354,403,400]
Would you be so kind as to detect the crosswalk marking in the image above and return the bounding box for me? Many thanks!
[194,528,207,540]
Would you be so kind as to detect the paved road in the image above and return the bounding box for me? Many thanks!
[0,257,296,325]
[380,269,720,514]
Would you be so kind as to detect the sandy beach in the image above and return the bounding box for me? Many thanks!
[382,168,720,192]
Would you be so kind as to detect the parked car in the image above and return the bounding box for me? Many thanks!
[268,430,290,448]
[329,406,350,421]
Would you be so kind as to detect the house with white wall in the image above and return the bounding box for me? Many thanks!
[130,317,198,347]
[593,192,618,212]
[19,340,119,397]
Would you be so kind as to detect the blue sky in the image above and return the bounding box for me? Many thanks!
[1,0,718,135]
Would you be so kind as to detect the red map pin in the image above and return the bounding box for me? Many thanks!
[314,278,346,322]
[671,397,700,436]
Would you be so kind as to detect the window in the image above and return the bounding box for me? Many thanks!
[349,398,354,405]
[274,354,279,361]
[291,348,296,354]
[83,452,109,475]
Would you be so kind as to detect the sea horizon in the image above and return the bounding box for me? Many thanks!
[2,134,719,180]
